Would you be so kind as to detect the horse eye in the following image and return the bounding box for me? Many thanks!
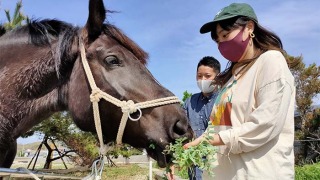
[104,56,120,66]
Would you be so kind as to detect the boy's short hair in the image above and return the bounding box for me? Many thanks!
[197,56,221,74]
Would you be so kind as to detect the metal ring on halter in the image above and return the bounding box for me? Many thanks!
[128,108,142,121]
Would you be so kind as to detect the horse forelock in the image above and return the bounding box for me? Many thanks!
[103,23,149,65]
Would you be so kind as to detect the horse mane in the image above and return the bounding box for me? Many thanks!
[26,19,149,76]
[1,19,150,100]
[0,19,149,99]
[27,19,80,79]
[0,26,5,36]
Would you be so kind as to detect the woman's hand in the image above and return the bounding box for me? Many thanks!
[184,133,224,149]
[166,171,175,180]
[183,135,203,149]
[183,142,192,149]
[166,165,175,180]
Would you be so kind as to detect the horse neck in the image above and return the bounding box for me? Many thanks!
[0,43,73,139]
[24,57,72,115]
[9,43,74,119]
[29,83,69,114]
[7,83,70,140]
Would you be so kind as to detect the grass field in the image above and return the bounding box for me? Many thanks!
[10,151,320,180]
[64,164,152,180]
[11,159,162,180]
[74,163,320,179]
[7,162,320,179]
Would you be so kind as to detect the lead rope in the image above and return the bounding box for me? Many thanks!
[79,39,181,180]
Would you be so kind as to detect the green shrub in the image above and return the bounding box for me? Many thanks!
[295,162,320,180]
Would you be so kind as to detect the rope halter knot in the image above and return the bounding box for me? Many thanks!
[90,88,102,102]
[121,100,142,121]
[121,100,136,113]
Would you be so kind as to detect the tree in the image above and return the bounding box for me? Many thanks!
[28,112,100,167]
[287,54,320,164]
[27,112,143,168]
[2,0,28,31]
[287,54,320,130]
[182,90,192,103]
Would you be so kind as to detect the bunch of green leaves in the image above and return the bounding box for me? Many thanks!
[164,125,217,177]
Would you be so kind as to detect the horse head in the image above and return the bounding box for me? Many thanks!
[67,0,193,167]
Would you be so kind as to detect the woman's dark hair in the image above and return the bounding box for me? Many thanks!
[211,16,294,85]
[197,56,221,74]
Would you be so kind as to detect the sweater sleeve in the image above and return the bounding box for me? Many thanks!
[218,51,295,154]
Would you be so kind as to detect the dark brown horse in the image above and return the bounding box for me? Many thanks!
[0,0,192,168]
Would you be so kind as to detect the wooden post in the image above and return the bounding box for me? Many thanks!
[149,156,152,180]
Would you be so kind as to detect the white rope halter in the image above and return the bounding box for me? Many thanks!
[79,38,181,155]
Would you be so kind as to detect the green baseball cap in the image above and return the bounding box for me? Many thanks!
[200,3,258,34]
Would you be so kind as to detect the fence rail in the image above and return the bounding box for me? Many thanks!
[0,167,82,180]
[294,139,320,142]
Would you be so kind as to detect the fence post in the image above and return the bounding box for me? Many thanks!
[149,157,152,180]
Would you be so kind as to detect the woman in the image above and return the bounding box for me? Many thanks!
[184,3,296,179]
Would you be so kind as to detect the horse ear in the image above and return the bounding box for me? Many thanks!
[82,0,106,43]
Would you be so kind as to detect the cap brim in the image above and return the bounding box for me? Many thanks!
[200,15,239,34]
[200,21,216,34]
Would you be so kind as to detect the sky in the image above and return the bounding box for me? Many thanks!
[0,0,319,144]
